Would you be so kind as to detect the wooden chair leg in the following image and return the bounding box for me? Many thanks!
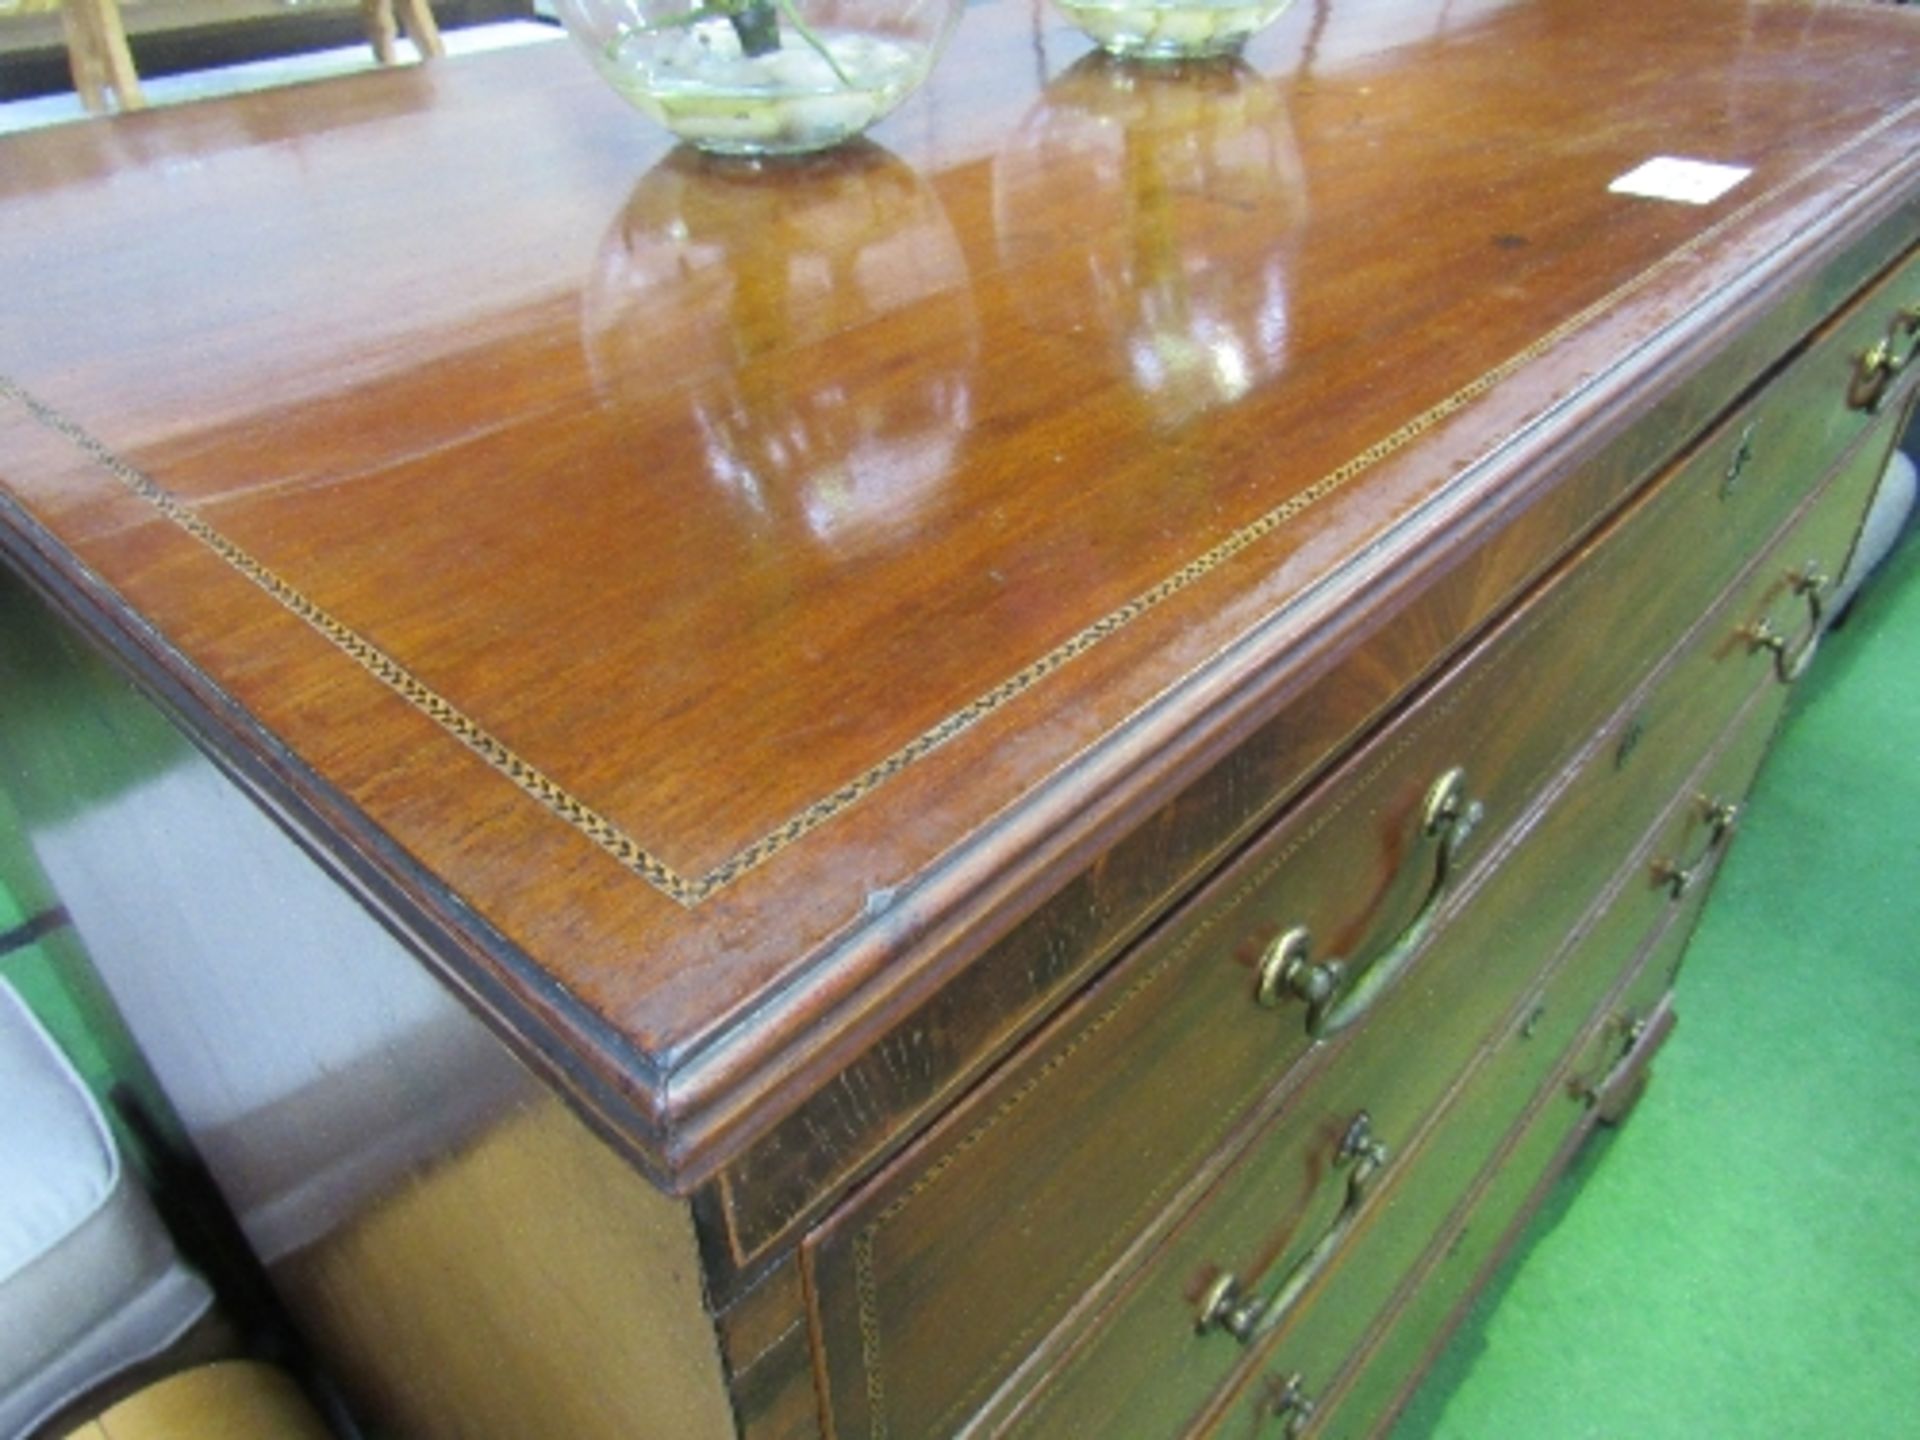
[91,0,145,110]
[63,0,145,112]
[61,0,111,114]
[395,0,446,59]
[361,0,400,65]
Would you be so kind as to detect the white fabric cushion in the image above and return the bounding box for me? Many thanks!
[1832,448,1917,616]
[0,979,212,1437]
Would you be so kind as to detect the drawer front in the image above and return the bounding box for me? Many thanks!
[1688,244,1919,586]
[1296,1006,1684,1440]
[1493,672,1795,1146]
[1191,1012,1607,1440]
[1468,752,1743,1151]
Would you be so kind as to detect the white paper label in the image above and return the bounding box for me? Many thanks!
[1607,156,1752,206]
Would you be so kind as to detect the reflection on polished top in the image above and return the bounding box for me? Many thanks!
[583,144,977,556]
[0,0,1915,1182]
[997,55,1304,431]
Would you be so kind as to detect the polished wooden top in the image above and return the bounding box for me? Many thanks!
[1,0,1915,1184]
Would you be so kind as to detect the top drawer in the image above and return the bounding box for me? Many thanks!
[800,255,1912,1440]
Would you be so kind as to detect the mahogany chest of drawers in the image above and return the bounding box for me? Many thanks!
[1,2,1915,1436]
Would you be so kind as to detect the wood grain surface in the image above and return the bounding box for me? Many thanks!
[1,0,1916,1190]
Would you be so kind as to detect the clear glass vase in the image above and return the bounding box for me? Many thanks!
[1053,0,1296,61]
[557,0,963,155]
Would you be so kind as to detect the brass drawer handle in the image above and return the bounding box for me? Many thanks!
[1259,1372,1319,1437]
[1575,1012,1650,1109]
[1196,1113,1390,1345]
[1257,768,1484,1038]
[1847,337,1902,413]
[1743,562,1828,684]
[1651,793,1740,898]
[1885,304,1920,379]
[1577,1003,1676,1117]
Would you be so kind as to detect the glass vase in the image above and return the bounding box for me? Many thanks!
[557,0,963,156]
[1053,0,1296,61]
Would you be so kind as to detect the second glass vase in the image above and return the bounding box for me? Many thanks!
[558,0,962,155]
[1054,0,1296,61]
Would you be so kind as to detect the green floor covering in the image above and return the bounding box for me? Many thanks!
[0,784,124,1103]
[1394,525,1920,1438]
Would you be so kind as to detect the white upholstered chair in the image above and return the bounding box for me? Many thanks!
[0,978,214,1437]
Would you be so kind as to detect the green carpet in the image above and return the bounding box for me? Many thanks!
[0,784,121,1097]
[1394,517,1920,1438]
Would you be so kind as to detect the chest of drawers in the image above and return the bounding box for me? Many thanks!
[1,3,1915,1437]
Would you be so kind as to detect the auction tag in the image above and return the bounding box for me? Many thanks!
[1607,156,1752,205]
